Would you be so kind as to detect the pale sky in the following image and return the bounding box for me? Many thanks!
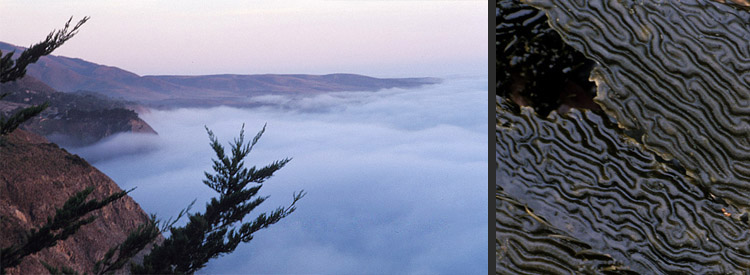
[0,0,487,77]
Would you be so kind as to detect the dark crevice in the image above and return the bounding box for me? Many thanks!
[496,0,688,173]
[497,0,599,117]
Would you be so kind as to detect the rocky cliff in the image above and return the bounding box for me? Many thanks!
[0,129,156,274]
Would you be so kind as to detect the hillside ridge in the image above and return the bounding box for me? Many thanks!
[0,41,440,108]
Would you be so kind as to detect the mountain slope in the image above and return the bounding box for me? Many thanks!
[0,41,440,107]
[0,130,157,274]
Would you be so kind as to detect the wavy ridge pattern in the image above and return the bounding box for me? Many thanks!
[496,187,632,274]
[497,103,750,273]
[523,0,750,208]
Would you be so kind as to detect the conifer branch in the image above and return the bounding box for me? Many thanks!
[1,187,129,271]
[131,125,305,274]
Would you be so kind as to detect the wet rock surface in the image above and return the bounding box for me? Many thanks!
[525,0,750,209]
[496,0,598,116]
[497,101,750,273]
[498,0,750,272]
[496,186,632,274]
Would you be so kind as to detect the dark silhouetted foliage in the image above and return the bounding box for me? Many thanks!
[0,17,88,83]
[1,187,128,272]
[0,16,88,138]
[0,98,48,135]
[131,124,305,274]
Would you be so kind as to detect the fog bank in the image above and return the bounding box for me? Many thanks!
[70,75,488,274]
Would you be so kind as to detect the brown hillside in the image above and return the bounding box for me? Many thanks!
[0,130,156,274]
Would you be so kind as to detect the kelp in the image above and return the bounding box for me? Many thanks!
[496,186,633,274]
[497,101,750,273]
[523,0,750,209]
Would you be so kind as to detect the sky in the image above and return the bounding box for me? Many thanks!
[0,0,487,77]
[69,76,488,273]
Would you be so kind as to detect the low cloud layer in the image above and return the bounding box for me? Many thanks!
[70,75,488,274]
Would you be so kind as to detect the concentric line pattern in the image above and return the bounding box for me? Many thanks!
[523,0,750,208]
[497,103,750,273]
[496,188,633,274]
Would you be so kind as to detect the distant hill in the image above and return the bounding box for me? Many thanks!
[0,41,441,108]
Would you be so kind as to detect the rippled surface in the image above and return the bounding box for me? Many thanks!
[496,187,632,274]
[497,101,750,273]
[523,0,750,208]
